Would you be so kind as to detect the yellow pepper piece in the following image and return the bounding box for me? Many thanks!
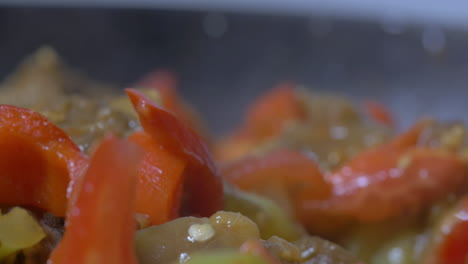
[0,207,46,259]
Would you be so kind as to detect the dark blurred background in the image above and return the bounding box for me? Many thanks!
[0,7,468,134]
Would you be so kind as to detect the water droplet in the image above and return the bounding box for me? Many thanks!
[355,176,369,187]
[179,252,190,264]
[455,210,468,221]
[388,247,403,264]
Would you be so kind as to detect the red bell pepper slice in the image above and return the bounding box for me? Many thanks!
[128,131,187,225]
[223,121,468,236]
[424,196,468,264]
[136,70,207,137]
[48,136,142,264]
[322,147,467,222]
[222,149,332,228]
[214,133,258,162]
[126,88,223,217]
[214,82,306,162]
[317,120,467,222]
[296,122,466,233]
[243,82,306,140]
[0,105,87,217]
[363,100,394,127]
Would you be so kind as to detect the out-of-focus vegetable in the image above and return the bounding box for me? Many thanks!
[423,195,468,264]
[224,121,468,237]
[343,219,428,264]
[295,124,467,236]
[369,231,421,264]
[293,236,364,264]
[215,82,306,161]
[222,149,332,231]
[184,235,364,264]
[313,122,468,223]
[264,235,363,264]
[241,82,306,140]
[0,47,69,110]
[215,86,394,165]
[222,149,330,201]
[127,88,223,218]
[0,105,87,217]
[363,100,394,127]
[224,186,302,241]
[135,211,260,264]
[0,47,138,154]
[216,91,396,186]
[0,207,46,260]
[240,239,281,264]
[182,251,271,264]
[48,137,142,264]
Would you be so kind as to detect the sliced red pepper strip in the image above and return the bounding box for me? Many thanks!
[223,122,468,235]
[48,136,142,264]
[320,147,467,222]
[214,133,258,162]
[243,82,306,140]
[222,149,332,226]
[424,196,468,264]
[214,82,306,162]
[389,119,430,148]
[222,149,330,200]
[128,131,187,225]
[363,100,394,127]
[0,105,87,217]
[126,88,223,217]
[136,70,208,138]
[314,120,467,222]
[296,123,465,233]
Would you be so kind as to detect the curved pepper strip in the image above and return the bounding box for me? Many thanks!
[136,70,208,138]
[224,122,468,234]
[363,100,394,128]
[214,82,306,162]
[126,88,223,218]
[243,82,306,140]
[423,196,468,264]
[48,136,142,264]
[222,149,331,202]
[297,124,468,236]
[319,147,467,222]
[128,131,187,225]
[0,105,87,217]
[316,120,467,222]
[222,149,333,233]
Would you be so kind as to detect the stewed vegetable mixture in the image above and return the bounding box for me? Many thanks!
[0,47,466,264]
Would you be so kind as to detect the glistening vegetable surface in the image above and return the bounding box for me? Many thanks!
[0,48,466,264]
